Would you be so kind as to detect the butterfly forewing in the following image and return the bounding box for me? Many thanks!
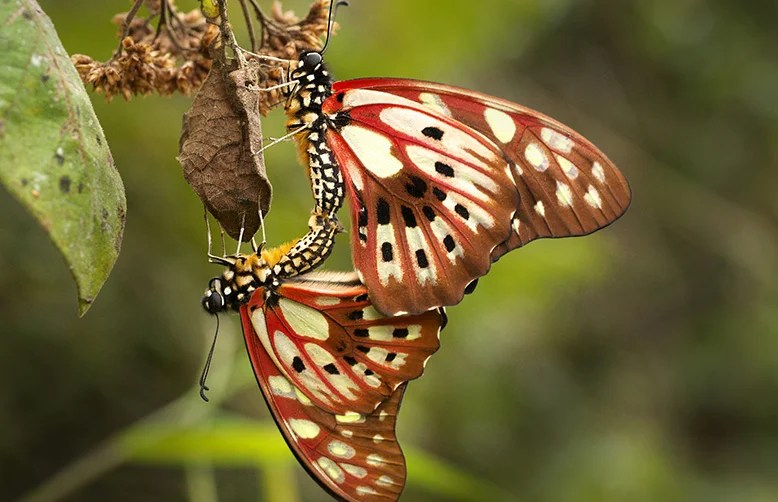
[247,271,442,416]
[322,78,631,314]
[324,90,518,315]
[241,303,408,502]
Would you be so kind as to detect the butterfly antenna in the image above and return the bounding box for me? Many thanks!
[199,314,220,402]
[320,0,349,55]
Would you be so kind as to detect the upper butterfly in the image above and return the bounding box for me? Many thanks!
[271,50,632,316]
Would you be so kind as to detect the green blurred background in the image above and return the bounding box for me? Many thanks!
[2,1,777,500]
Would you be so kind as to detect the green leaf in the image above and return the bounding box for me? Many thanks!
[0,0,125,315]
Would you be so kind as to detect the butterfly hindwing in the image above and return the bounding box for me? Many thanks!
[241,301,408,502]
[322,78,631,314]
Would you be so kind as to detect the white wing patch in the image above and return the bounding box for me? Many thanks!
[483,108,516,143]
[524,142,549,172]
[289,418,321,439]
[555,181,574,207]
[418,92,453,117]
[555,154,579,180]
[279,298,330,341]
[541,127,574,153]
[340,125,404,178]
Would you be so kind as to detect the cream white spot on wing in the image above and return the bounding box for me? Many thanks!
[513,162,524,176]
[268,376,294,398]
[361,306,384,321]
[317,457,345,484]
[289,419,320,439]
[556,181,574,207]
[592,161,606,183]
[336,411,365,424]
[278,298,329,341]
[541,127,574,153]
[428,217,463,263]
[405,225,437,285]
[512,217,521,233]
[314,296,341,307]
[328,440,356,459]
[534,200,545,217]
[379,410,389,421]
[366,347,390,365]
[376,222,403,287]
[373,434,385,444]
[419,92,453,117]
[341,430,353,438]
[524,142,549,172]
[555,154,579,179]
[366,454,385,467]
[584,185,602,208]
[341,463,367,479]
[340,125,404,178]
[484,108,516,143]
[356,486,379,496]
[342,88,421,109]
[376,475,395,487]
[294,387,313,406]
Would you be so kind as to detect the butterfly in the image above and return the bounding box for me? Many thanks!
[203,246,445,501]
[268,49,631,316]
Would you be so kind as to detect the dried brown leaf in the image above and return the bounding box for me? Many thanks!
[178,59,271,240]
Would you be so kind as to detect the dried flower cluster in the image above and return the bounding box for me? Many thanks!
[72,3,217,100]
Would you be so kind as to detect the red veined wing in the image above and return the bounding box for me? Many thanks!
[244,270,442,416]
[241,300,410,502]
[322,78,631,315]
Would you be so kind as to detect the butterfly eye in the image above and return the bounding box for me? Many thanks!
[203,290,225,314]
[301,51,322,69]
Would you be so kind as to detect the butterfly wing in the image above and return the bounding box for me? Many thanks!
[240,300,409,502]
[244,270,442,414]
[322,78,631,315]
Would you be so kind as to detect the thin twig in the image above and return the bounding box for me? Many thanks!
[237,0,258,52]
[115,0,145,56]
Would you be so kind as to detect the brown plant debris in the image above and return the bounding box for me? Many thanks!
[178,58,271,241]
[71,1,217,100]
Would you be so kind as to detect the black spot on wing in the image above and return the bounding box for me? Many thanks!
[356,345,370,353]
[401,206,417,228]
[422,126,444,140]
[433,187,447,201]
[464,278,479,295]
[405,176,427,198]
[393,328,409,338]
[443,235,456,252]
[422,206,436,221]
[292,357,305,373]
[381,242,393,262]
[354,328,369,338]
[455,204,470,220]
[348,310,364,320]
[416,249,429,268]
[385,352,397,362]
[435,161,454,177]
[377,198,390,225]
[344,356,357,365]
[323,363,339,375]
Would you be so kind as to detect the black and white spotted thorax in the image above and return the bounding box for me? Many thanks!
[286,51,349,217]
[202,255,277,314]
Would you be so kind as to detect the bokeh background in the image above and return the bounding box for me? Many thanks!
[2,1,777,500]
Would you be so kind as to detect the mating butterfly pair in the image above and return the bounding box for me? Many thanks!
[203,44,630,502]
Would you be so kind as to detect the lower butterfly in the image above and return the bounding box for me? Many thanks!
[203,244,445,502]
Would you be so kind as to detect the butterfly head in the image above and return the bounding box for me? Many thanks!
[202,254,274,314]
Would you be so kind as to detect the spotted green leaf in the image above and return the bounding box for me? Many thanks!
[0,0,125,315]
